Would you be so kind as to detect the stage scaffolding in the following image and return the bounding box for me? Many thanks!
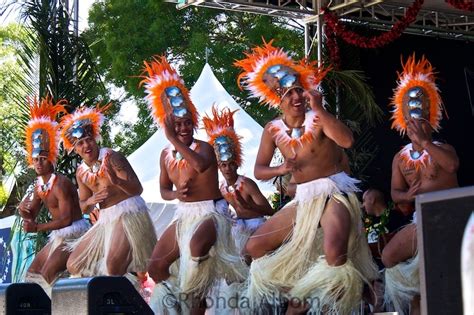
[167,0,474,57]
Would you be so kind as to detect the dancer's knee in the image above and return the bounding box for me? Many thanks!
[148,259,171,282]
[66,258,79,276]
[324,245,348,266]
[245,238,266,259]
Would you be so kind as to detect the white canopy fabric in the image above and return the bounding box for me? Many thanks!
[128,64,274,236]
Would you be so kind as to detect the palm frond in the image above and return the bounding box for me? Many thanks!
[319,67,383,181]
[3,0,105,179]
[323,69,383,126]
[1,0,106,268]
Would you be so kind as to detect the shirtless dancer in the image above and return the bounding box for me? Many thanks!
[235,40,378,314]
[382,54,459,315]
[63,105,157,277]
[203,106,274,260]
[20,96,89,296]
[141,57,246,314]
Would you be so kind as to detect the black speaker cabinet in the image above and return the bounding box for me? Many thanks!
[0,282,51,314]
[52,276,153,315]
[416,186,474,315]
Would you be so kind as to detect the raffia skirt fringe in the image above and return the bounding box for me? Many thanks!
[150,199,247,314]
[245,173,378,314]
[67,196,157,276]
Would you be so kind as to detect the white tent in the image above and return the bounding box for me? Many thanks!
[128,64,274,236]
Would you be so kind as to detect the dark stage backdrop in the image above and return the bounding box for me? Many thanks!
[353,34,474,193]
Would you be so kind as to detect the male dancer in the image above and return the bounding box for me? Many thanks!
[62,105,157,277]
[235,40,378,314]
[142,57,246,314]
[383,54,459,315]
[20,96,89,296]
[203,106,274,259]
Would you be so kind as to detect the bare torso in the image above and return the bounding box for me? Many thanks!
[222,176,267,219]
[383,143,459,270]
[43,174,82,223]
[84,174,129,209]
[397,144,458,194]
[79,150,140,209]
[163,140,221,202]
[273,123,346,184]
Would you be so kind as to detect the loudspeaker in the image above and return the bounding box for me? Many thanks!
[416,186,474,315]
[52,276,153,315]
[0,282,51,315]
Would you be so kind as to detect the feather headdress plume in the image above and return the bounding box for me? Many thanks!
[235,40,329,108]
[203,105,243,167]
[140,56,198,127]
[391,54,443,134]
[25,95,66,166]
[60,103,110,153]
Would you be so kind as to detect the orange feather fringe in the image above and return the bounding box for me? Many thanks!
[140,56,198,128]
[60,103,110,152]
[25,96,67,166]
[203,106,243,167]
[235,39,329,108]
[391,53,442,134]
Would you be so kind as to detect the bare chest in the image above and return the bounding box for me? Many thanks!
[43,194,58,210]
[84,176,116,194]
[277,132,337,168]
[167,164,198,187]
[401,162,440,185]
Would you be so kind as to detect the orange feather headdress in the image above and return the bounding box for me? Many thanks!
[140,56,198,128]
[391,54,443,135]
[25,96,66,167]
[234,40,329,108]
[60,104,109,153]
[203,106,243,167]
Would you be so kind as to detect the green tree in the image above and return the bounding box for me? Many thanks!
[1,0,107,178]
[85,0,383,179]
[84,1,304,154]
[86,1,302,99]
[0,24,30,177]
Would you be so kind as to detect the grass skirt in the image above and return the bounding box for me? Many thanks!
[24,219,90,297]
[151,199,247,314]
[68,196,157,276]
[246,173,378,313]
[24,272,52,297]
[48,218,90,258]
[233,217,266,255]
[384,253,420,315]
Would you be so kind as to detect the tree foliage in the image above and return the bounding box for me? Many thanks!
[0,24,30,176]
[0,0,108,222]
[86,2,303,98]
[84,1,304,154]
[1,0,107,178]
[85,1,383,154]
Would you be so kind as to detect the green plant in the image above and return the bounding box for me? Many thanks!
[1,0,104,269]
[0,184,7,208]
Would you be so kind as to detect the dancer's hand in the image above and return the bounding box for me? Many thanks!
[18,199,32,218]
[234,190,257,212]
[304,90,324,112]
[407,119,430,148]
[87,188,109,206]
[406,179,421,201]
[23,219,37,233]
[163,115,178,142]
[279,153,298,175]
[176,179,190,200]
